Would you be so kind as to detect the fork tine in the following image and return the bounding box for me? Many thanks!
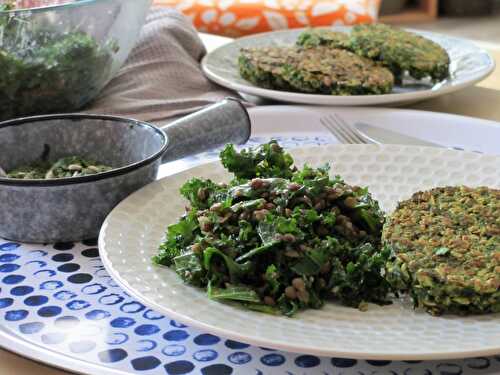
[331,118,360,144]
[320,116,352,144]
[333,114,366,144]
[322,115,366,144]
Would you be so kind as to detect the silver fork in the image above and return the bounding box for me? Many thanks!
[320,113,369,144]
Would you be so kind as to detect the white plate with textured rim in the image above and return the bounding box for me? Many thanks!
[201,27,495,106]
[99,140,500,360]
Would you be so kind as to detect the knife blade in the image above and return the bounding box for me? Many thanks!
[354,122,444,148]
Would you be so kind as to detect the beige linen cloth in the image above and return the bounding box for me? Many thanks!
[87,7,240,124]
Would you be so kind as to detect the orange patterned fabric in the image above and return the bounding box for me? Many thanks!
[7,0,76,8]
[154,0,381,37]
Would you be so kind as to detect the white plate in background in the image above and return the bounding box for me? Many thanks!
[202,28,495,106]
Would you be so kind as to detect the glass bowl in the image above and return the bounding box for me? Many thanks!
[0,0,151,121]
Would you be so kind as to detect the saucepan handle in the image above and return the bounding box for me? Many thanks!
[160,98,251,163]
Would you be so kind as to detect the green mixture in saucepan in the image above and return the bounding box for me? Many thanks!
[0,6,118,121]
[6,156,112,179]
[154,141,392,316]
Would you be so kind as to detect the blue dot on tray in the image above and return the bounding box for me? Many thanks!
[38,306,62,318]
[135,324,161,336]
[0,254,20,263]
[260,353,286,367]
[106,332,129,345]
[2,274,25,285]
[436,363,463,375]
[0,264,20,273]
[69,340,96,354]
[193,349,218,362]
[81,248,99,258]
[164,360,195,375]
[137,339,157,352]
[110,317,136,328]
[131,356,162,371]
[98,293,124,305]
[193,334,220,346]
[85,309,111,320]
[67,273,93,284]
[465,357,490,370]
[53,242,75,251]
[331,358,357,368]
[19,322,44,334]
[39,280,63,290]
[5,309,29,321]
[51,253,74,262]
[143,309,164,320]
[163,330,189,342]
[170,320,187,328]
[57,263,80,273]
[162,344,186,357]
[98,348,128,363]
[120,301,145,314]
[366,360,392,366]
[82,238,98,246]
[24,295,48,306]
[228,352,252,365]
[225,340,250,350]
[0,298,14,309]
[29,250,48,257]
[82,283,108,295]
[54,290,77,301]
[12,286,34,296]
[26,260,47,269]
[41,332,66,345]
[201,364,233,375]
[66,300,91,310]
[33,269,56,278]
[295,355,320,368]
[0,243,20,251]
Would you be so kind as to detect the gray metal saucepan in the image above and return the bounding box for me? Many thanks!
[0,98,251,243]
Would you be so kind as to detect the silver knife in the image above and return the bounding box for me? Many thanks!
[354,122,444,148]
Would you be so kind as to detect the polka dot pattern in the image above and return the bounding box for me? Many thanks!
[1,138,500,375]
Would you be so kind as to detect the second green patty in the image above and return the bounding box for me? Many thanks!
[298,24,450,83]
[238,45,394,95]
[383,186,500,316]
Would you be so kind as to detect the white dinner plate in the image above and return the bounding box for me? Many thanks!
[100,107,500,360]
[201,27,495,106]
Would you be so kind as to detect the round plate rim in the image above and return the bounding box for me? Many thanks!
[99,143,500,360]
[201,27,496,106]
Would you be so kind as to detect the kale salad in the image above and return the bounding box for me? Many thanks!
[154,141,393,316]
[0,6,118,121]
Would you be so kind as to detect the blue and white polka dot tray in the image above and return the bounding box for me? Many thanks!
[1,136,500,375]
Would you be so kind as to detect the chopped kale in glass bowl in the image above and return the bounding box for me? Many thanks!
[0,0,151,121]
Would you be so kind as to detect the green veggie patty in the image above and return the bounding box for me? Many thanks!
[239,45,394,95]
[298,24,451,83]
[383,186,500,316]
